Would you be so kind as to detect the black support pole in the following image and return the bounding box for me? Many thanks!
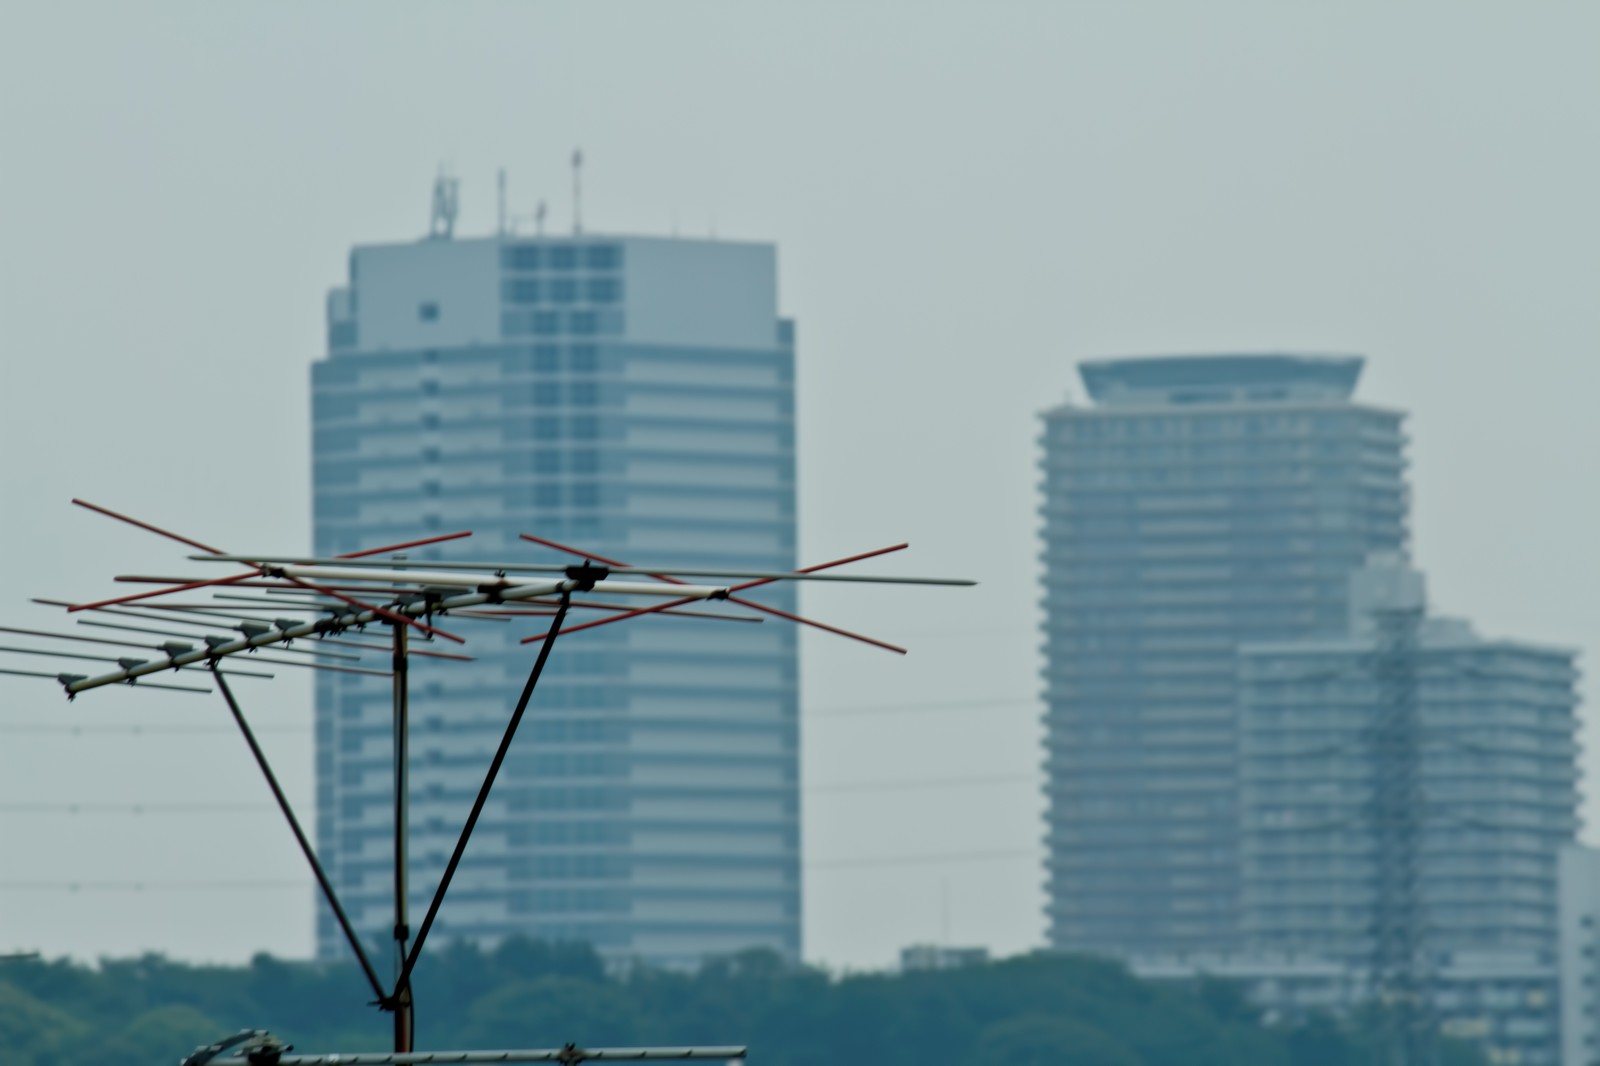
[392,593,571,999]
[391,620,413,1053]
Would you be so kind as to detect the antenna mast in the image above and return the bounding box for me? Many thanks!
[572,147,583,235]
[429,170,459,240]
[497,168,507,236]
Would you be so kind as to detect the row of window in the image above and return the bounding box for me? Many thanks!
[504,381,602,407]
[503,277,622,305]
[506,820,631,846]
[1049,412,1399,440]
[502,309,614,337]
[507,449,602,475]
[510,483,596,508]
[314,380,600,419]
[1051,440,1375,464]
[509,415,603,441]
[507,854,631,880]
[506,787,631,812]
[508,889,630,914]
[1046,486,1405,511]
[1055,465,1395,488]
[312,413,602,451]
[515,343,599,373]
[502,243,623,272]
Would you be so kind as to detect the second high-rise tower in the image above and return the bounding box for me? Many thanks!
[1039,354,1409,954]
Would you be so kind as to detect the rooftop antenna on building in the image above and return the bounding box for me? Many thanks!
[429,169,459,239]
[536,199,547,237]
[572,147,583,235]
[497,168,508,236]
[2,498,973,1060]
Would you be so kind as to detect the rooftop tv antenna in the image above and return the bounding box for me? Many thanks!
[497,168,508,236]
[429,170,459,239]
[571,147,583,235]
[5,498,973,1061]
[536,199,547,237]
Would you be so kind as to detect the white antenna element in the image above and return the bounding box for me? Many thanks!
[572,147,583,235]
[429,170,460,239]
[497,168,507,236]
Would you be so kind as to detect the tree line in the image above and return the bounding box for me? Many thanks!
[0,938,1484,1065]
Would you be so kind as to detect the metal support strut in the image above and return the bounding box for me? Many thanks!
[209,593,571,1051]
[209,667,387,1005]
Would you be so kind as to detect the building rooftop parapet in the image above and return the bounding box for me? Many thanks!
[1077,353,1365,407]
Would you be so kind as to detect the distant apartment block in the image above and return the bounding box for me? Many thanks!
[1559,846,1600,1066]
[899,945,992,972]
[1239,556,1579,963]
[311,228,799,969]
[1237,555,1578,1065]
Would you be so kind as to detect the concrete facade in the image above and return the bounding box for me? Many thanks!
[311,231,799,969]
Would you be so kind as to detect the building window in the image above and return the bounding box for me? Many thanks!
[503,245,541,271]
[533,311,561,336]
[569,344,597,372]
[328,321,357,349]
[504,278,541,304]
[570,310,598,335]
[535,484,562,508]
[533,344,560,372]
[586,277,620,303]
[533,382,561,406]
[533,417,560,441]
[585,245,621,270]
[571,484,599,508]
[550,245,577,270]
[571,416,598,440]
[569,382,598,406]
[550,278,578,304]
[570,449,598,474]
[418,301,440,322]
[534,450,561,474]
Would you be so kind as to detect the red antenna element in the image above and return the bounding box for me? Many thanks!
[71,498,227,555]
[518,533,911,653]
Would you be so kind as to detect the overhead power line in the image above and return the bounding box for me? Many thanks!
[0,772,1039,815]
[0,696,1040,737]
[0,848,1040,892]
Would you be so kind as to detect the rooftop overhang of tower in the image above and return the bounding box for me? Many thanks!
[1078,353,1364,406]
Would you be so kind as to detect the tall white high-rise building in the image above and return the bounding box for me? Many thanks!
[311,225,799,969]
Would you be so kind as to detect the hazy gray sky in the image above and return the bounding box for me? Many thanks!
[2,1,1599,972]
